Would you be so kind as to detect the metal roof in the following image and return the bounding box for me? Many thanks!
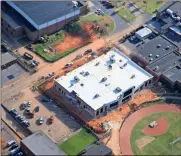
[1,52,17,66]
[6,1,82,30]
[146,51,181,76]
[136,36,178,64]
[21,131,66,155]
[135,27,152,38]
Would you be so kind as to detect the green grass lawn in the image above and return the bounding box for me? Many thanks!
[117,8,135,22]
[135,0,166,14]
[131,112,181,155]
[33,44,77,62]
[80,13,103,22]
[59,129,97,155]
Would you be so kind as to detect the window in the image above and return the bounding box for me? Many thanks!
[54,85,57,87]
[123,88,133,98]
[58,88,61,91]
[105,106,107,111]
[122,95,131,103]
[149,80,151,84]
[8,24,10,28]
[145,81,148,87]
[110,101,119,108]
[100,108,103,113]
[96,110,99,116]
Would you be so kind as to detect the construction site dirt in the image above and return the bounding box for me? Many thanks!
[53,23,99,54]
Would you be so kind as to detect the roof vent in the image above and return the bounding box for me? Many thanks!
[156,55,159,58]
[123,63,127,67]
[149,54,153,57]
[110,57,115,63]
[157,44,161,48]
[84,71,90,76]
[95,62,100,66]
[94,94,100,99]
[162,48,165,51]
[154,66,159,71]
[105,83,110,86]
[108,65,112,70]
[74,76,80,82]
[149,58,153,61]
[101,77,107,82]
[165,46,170,50]
[131,74,135,79]
[80,83,84,87]
[115,87,122,93]
[119,59,122,62]
[111,54,115,58]
[80,71,84,75]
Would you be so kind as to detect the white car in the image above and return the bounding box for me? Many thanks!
[39,116,44,124]
[65,62,73,68]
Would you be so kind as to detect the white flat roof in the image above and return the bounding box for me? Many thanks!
[135,27,152,38]
[55,48,153,110]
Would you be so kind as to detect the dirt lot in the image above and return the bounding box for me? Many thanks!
[53,22,98,54]
[5,87,81,143]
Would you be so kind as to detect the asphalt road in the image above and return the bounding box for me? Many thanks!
[91,1,129,33]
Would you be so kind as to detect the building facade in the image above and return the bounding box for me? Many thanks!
[53,49,153,119]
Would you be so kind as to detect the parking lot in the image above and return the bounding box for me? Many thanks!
[1,120,22,155]
[5,87,81,143]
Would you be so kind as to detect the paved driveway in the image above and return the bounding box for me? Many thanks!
[91,1,129,34]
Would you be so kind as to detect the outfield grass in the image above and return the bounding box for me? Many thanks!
[59,129,97,155]
[118,8,135,22]
[131,112,181,155]
[135,0,166,14]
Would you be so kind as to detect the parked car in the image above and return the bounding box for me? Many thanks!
[65,62,73,68]
[84,49,92,55]
[10,109,18,116]
[31,62,37,67]
[24,52,33,60]
[9,147,20,156]
[26,112,34,118]
[48,72,55,77]
[95,9,103,15]
[20,103,26,110]
[49,115,54,124]
[16,115,24,122]
[22,120,30,127]
[41,98,52,102]
[7,140,16,147]
[75,54,83,60]
[33,59,40,66]
[15,152,23,156]
[34,106,40,112]
[105,4,114,9]
[25,108,30,114]
[39,116,44,124]
[10,143,19,150]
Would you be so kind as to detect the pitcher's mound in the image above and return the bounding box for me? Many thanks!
[142,117,168,136]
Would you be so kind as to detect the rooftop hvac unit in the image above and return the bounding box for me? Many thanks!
[165,46,170,50]
[156,54,159,58]
[157,44,161,48]
[84,71,90,76]
[95,62,100,66]
[101,77,107,82]
[149,58,153,61]
[166,9,173,16]
[115,87,122,93]
[130,74,135,79]
[74,76,80,82]
[149,54,153,57]
[94,94,100,99]
[110,57,115,63]
[153,66,159,71]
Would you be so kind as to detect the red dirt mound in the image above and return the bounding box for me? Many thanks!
[142,117,168,136]
[53,23,98,53]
